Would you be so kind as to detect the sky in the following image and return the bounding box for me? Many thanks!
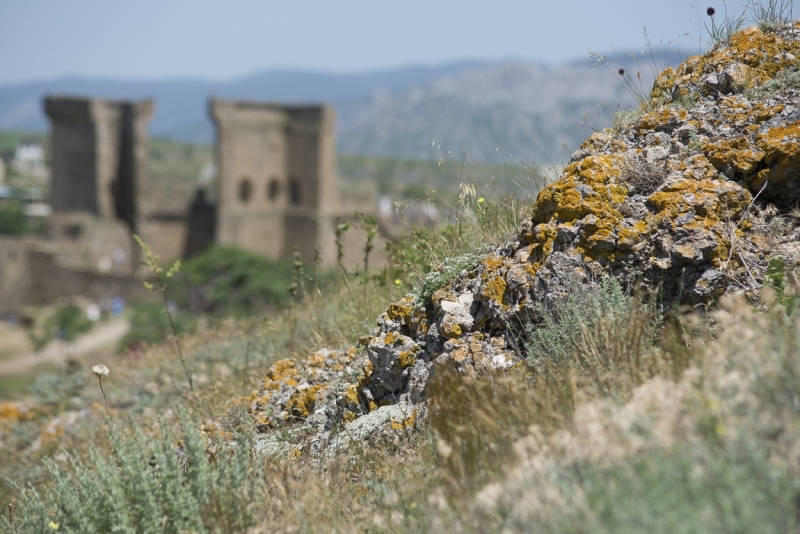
[1,0,797,86]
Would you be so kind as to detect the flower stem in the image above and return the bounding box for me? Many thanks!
[97,376,108,415]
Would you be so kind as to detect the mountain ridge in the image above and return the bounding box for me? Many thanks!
[0,52,685,163]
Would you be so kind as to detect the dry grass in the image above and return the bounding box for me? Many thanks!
[619,154,669,196]
[240,290,800,533]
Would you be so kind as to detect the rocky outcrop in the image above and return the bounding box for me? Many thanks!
[207,23,800,456]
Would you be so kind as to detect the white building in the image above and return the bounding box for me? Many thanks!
[13,139,45,169]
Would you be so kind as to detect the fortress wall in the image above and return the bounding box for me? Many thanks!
[26,249,147,306]
[0,238,33,316]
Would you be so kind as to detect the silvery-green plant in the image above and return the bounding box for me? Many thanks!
[750,0,794,33]
[2,406,266,533]
[705,2,747,44]
[414,251,488,306]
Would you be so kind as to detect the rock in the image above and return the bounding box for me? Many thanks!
[644,146,670,163]
[366,331,421,398]
[207,24,800,462]
[438,293,475,338]
[325,403,419,454]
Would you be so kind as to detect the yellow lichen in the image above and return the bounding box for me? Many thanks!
[754,121,800,190]
[637,109,688,133]
[440,320,462,338]
[704,136,765,176]
[397,350,417,368]
[580,130,611,151]
[386,298,414,325]
[286,384,325,419]
[653,26,799,100]
[680,154,719,180]
[482,255,505,271]
[266,359,298,382]
[390,410,417,430]
[482,275,507,306]
[0,401,24,425]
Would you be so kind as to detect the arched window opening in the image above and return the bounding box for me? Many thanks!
[268,178,280,202]
[238,178,252,203]
[289,178,302,206]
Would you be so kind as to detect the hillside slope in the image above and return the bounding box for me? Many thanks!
[5,20,800,534]
[206,22,800,457]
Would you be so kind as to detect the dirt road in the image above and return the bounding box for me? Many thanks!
[0,320,130,376]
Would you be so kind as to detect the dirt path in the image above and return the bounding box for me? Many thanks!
[0,320,130,375]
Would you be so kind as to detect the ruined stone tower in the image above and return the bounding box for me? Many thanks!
[44,96,156,274]
[45,96,154,233]
[209,99,340,263]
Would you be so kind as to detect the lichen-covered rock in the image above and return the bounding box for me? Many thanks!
[209,23,800,461]
[366,331,420,398]
[202,346,369,439]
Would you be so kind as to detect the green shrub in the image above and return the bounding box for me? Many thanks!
[764,256,800,314]
[28,305,94,351]
[525,277,633,366]
[2,406,267,533]
[27,360,87,408]
[414,251,488,306]
[555,446,797,534]
[0,200,26,235]
[173,246,297,315]
[751,0,794,33]
[750,67,800,98]
[119,301,196,352]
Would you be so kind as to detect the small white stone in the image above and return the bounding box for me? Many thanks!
[440,300,460,313]
[491,354,507,368]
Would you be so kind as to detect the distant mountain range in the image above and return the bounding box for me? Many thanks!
[0,51,686,163]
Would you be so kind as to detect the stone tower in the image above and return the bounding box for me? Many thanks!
[44,96,154,233]
[209,99,339,263]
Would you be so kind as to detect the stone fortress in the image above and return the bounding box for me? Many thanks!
[0,95,385,316]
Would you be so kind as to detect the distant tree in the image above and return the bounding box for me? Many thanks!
[29,305,94,351]
[0,199,26,235]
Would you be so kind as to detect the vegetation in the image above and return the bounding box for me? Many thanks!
[4,9,800,533]
[119,245,320,352]
[749,65,800,98]
[148,139,213,185]
[338,153,544,205]
[5,407,267,533]
[0,132,46,159]
[4,258,799,531]
[27,305,95,352]
[119,301,197,353]
[172,246,298,315]
[705,1,748,44]
[0,201,27,236]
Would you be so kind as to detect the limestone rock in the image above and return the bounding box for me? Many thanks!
[209,23,800,462]
[365,331,420,398]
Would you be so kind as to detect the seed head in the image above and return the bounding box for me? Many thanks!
[91,364,110,378]
[707,6,715,16]
[618,68,625,76]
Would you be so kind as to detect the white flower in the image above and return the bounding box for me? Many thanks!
[91,364,110,378]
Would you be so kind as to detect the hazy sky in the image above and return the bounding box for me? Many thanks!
[1,0,796,85]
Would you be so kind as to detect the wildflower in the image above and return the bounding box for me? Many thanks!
[707,6,715,15]
[92,364,110,415]
[618,68,625,76]
[477,197,485,203]
[394,279,402,285]
[49,521,60,530]
[91,364,109,378]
